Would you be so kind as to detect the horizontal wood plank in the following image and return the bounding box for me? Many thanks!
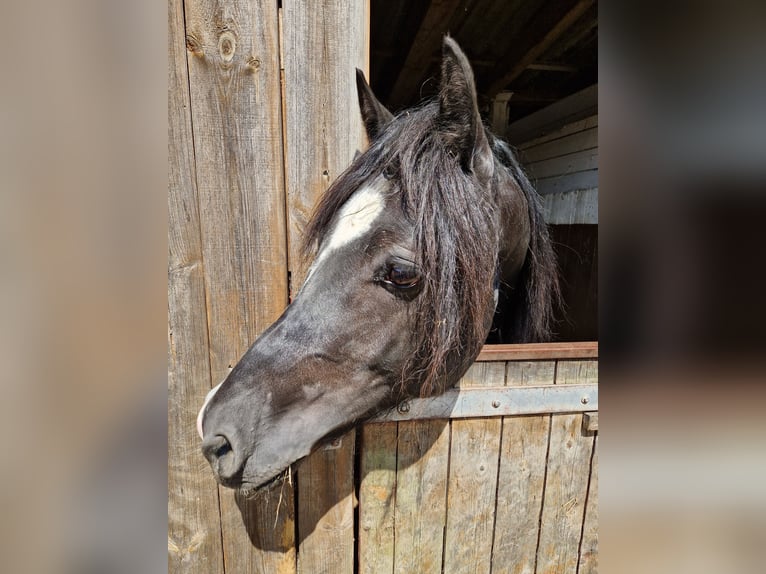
[520,127,598,163]
[517,114,598,151]
[534,169,598,196]
[527,148,598,180]
[476,342,598,362]
[542,188,598,224]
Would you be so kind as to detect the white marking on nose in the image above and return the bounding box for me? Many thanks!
[304,180,387,284]
[197,381,224,439]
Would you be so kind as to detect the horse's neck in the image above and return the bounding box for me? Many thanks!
[495,170,531,288]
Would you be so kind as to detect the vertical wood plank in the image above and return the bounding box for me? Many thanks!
[535,361,596,574]
[183,0,293,572]
[297,431,357,574]
[282,2,369,574]
[578,436,598,574]
[167,0,224,570]
[491,361,556,574]
[358,423,398,574]
[443,363,506,574]
[394,419,450,574]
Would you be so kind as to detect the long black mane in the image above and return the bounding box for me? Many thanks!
[303,102,558,397]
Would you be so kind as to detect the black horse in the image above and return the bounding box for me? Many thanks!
[198,37,558,495]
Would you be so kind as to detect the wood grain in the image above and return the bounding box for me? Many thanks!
[517,115,597,151]
[491,361,555,574]
[394,419,450,574]
[296,430,357,574]
[520,127,598,164]
[358,423,398,574]
[443,362,505,574]
[282,3,369,573]
[183,0,292,572]
[476,342,598,362]
[535,360,597,574]
[168,0,224,570]
[578,436,598,574]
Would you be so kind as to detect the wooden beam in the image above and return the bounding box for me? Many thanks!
[387,0,465,108]
[476,341,598,362]
[487,0,595,97]
[527,62,579,72]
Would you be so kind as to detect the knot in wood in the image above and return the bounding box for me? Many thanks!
[218,31,236,63]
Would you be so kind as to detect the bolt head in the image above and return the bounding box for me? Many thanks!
[581,396,590,404]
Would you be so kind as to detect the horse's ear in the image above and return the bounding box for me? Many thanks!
[356,69,394,142]
[438,37,493,181]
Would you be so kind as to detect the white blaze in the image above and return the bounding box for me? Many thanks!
[197,381,223,439]
[304,181,387,284]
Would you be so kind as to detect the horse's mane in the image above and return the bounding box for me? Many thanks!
[303,102,557,397]
[491,137,560,343]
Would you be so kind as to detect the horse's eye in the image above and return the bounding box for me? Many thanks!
[385,265,419,288]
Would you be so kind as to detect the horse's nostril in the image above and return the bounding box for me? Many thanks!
[215,440,231,459]
[202,434,233,466]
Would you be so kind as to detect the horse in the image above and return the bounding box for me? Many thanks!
[197,37,558,495]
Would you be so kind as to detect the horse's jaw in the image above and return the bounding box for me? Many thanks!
[200,368,393,494]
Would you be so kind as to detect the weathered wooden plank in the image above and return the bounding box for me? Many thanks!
[578,436,598,574]
[517,114,597,150]
[476,341,598,362]
[542,188,598,225]
[527,148,598,180]
[534,169,599,196]
[443,362,505,574]
[520,127,598,164]
[491,361,555,574]
[372,384,597,421]
[282,5,370,570]
[183,0,292,572]
[358,422,398,574]
[506,85,598,145]
[282,0,370,287]
[168,0,224,570]
[296,430,357,574]
[535,360,597,574]
[393,419,450,574]
[582,411,598,432]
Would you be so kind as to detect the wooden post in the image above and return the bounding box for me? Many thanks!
[181,0,293,572]
[168,0,224,570]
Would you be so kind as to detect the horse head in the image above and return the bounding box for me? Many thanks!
[198,37,556,494]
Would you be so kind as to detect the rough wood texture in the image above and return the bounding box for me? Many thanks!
[297,431,357,574]
[182,0,293,572]
[282,0,370,286]
[527,148,598,180]
[506,86,598,145]
[168,0,224,570]
[578,436,598,574]
[542,188,598,225]
[443,362,505,574]
[358,423,398,574]
[517,114,597,151]
[476,342,598,362]
[535,360,597,574]
[582,411,598,432]
[394,420,450,574]
[491,361,556,574]
[520,127,598,164]
[281,3,370,573]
